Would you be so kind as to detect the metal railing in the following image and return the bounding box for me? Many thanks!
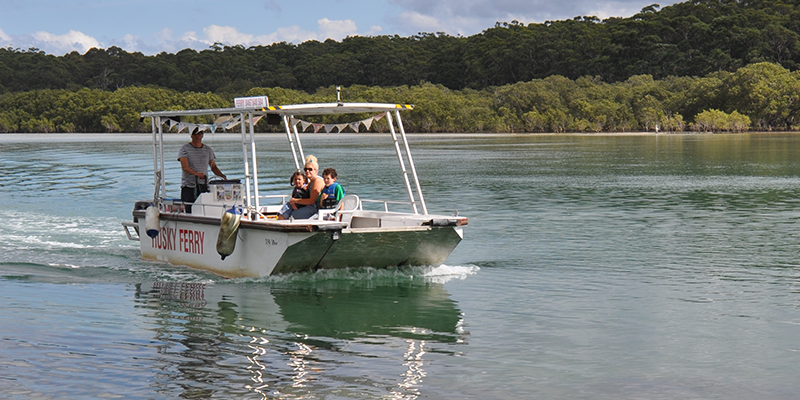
[256,194,415,213]
[122,221,139,241]
[359,198,415,213]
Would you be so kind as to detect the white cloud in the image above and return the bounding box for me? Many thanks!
[318,18,358,41]
[366,25,383,36]
[388,0,674,33]
[121,34,139,50]
[154,28,173,42]
[587,2,653,21]
[0,28,102,54]
[256,25,317,44]
[31,30,101,53]
[157,20,362,51]
[0,28,11,43]
[282,25,317,43]
[395,11,444,33]
[203,25,254,46]
[180,31,198,41]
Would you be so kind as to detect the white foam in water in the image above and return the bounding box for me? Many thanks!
[46,263,84,269]
[0,209,128,251]
[25,235,91,249]
[238,264,480,284]
[420,264,480,284]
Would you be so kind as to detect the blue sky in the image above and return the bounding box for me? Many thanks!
[0,0,677,55]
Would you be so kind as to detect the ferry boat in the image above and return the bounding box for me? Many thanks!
[123,97,468,278]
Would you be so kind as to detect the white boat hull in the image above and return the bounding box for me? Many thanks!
[134,209,464,278]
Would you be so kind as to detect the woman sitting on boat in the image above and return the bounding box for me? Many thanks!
[287,155,324,219]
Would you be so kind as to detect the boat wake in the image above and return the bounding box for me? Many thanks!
[420,264,481,283]
[235,264,480,285]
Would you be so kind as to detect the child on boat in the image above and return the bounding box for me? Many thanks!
[277,171,308,220]
[319,168,345,210]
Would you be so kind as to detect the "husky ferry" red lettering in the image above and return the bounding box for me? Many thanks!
[179,229,205,254]
[151,227,204,255]
[151,227,177,251]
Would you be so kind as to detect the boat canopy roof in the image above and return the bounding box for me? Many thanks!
[142,100,428,214]
[140,102,413,118]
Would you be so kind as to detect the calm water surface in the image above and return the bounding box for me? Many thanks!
[2,133,800,399]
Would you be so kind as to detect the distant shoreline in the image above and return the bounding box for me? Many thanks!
[1,131,797,142]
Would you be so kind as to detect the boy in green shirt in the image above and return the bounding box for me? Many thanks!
[318,167,345,209]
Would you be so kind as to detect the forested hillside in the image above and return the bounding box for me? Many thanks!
[1,0,799,133]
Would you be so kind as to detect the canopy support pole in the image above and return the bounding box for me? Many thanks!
[386,111,418,214]
[394,110,427,215]
[248,112,261,211]
[292,117,305,166]
[151,116,167,204]
[158,119,166,202]
[152,117,160,202]
[239,112,253,210]
[283,115,302,170]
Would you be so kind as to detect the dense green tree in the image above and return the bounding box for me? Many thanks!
[693,109,751,132]
[722,62,800,129]
[4,0,800,94]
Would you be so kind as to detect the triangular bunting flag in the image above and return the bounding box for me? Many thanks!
[214,115,232,125]
[362,117,373,130]
[224,116,241,130]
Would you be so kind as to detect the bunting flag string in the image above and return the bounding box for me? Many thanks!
[160,114,247,134]
[158,111,388,134]
[290,112,388,134]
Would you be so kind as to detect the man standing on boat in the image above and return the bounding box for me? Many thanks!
[178,127,226,212]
